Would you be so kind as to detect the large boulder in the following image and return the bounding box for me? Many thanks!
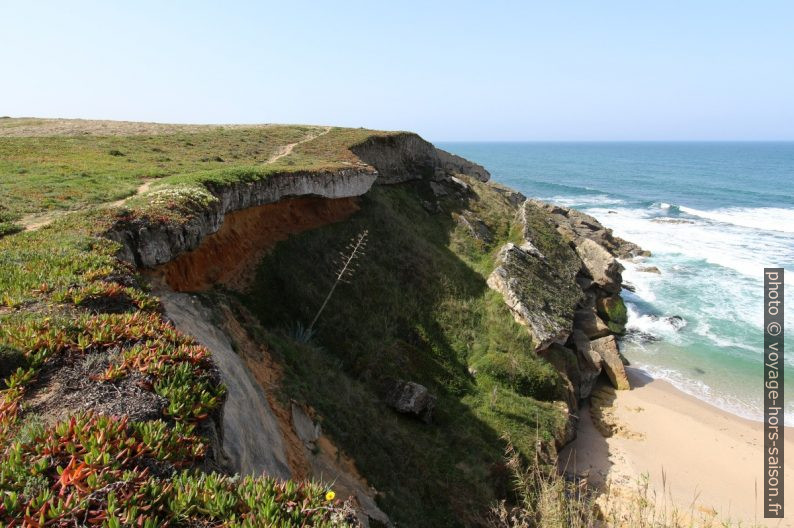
[596,294,628,335]
[488,243,581,349]
[590,336,630,390]
[385,380,436,423]
[573,308,611,339]
[575,239,624,293]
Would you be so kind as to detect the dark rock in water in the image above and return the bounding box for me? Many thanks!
[637,265,661,274]
[625,329,661,343]
[665,315,686,330]
[622,282,637,292]
[385,380,436,423]
[693,367,706,375]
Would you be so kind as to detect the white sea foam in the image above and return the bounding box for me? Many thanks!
[585,202,794,421]
[585,205,794,281]
[624,303,685,343]
[546,194,626,208]
[679,205,794,234]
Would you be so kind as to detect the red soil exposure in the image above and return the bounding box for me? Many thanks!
[155,196,360,291]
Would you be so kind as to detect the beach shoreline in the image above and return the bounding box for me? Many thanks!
[560,367,794,526]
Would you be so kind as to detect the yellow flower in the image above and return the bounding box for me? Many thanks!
[325,490,336,501]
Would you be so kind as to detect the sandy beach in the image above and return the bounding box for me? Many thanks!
[560,367,794,527]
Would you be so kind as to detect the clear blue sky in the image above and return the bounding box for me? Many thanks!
[2,1,793,141]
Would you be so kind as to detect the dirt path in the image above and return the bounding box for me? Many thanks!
[107,180,153,209]
[19,179,154,232]
[266,126,331,164]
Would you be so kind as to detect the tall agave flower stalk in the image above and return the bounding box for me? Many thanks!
[308,229,368,332]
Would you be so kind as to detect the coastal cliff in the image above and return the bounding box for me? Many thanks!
[0,120,638,527]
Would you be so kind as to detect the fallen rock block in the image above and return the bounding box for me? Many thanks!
[570,330,602,399]
[590,336,630,390]
[596,294,628,335]
[575,238,624,293]
[574,308,611,340]
[385,380,436,423]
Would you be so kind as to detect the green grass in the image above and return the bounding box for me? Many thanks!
[240,180,568,527]
[0,126,305,216]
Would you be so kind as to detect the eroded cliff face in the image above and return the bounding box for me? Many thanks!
[108,168,378,268]
[109,132,640,527]
[152,197,360,292]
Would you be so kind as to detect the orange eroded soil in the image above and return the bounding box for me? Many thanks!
[155,196,359,291]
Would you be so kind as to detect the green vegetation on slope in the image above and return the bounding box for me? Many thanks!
[241,180,568,527]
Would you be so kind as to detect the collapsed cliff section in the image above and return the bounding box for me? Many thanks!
[486,198,642,448]
[350,133,490,184]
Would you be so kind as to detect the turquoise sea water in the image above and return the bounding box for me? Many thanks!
[439,142,794,421]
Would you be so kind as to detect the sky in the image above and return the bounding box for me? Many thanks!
[1,1,793,141]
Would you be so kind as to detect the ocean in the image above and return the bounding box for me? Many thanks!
[438,142,794,421]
